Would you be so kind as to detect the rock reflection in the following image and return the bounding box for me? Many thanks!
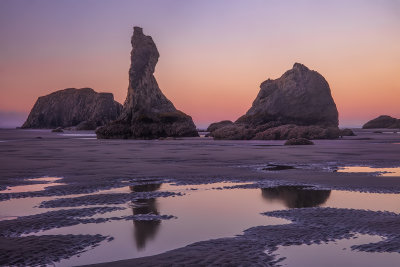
[262,164,295,171]
[130,183,162,193]
[261,186,331,208]
[129,183,162,250]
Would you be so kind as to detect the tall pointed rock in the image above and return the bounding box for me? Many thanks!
[96,27,198,139]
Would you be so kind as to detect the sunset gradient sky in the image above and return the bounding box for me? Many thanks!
[0,0,399,128]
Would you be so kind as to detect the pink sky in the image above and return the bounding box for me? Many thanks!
[0,0,399,128]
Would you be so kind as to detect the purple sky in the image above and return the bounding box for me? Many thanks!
[1,0,399,128]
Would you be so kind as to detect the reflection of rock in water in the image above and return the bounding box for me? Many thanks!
[130,183,162,192]
[262,164,295,171]
[130,184,162,250]
[261,186,331,208]
[132,198,161,250]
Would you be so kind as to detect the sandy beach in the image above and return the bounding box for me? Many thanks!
[1,129,399,192]
[0,128,400,266]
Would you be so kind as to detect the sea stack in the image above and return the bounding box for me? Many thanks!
[237,63,338,127]
[96,27,198,139]
[22,88,122,129]
[209,63,340,140]
[362,115,400,129]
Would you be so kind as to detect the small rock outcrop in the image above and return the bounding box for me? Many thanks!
[22,88,122,129]
[206,120,233,132]
[212,124,254,140]
[340,128,355,136]
[362,115,400,129]
[208,63,340,140]
[284,138,314,146]
[96,27,198,139]
[254,124,339,140]
[51,127,63,133]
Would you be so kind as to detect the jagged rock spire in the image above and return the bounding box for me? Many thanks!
[96,27,198,139]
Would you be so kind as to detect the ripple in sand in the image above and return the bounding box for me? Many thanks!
[275,234,400,267]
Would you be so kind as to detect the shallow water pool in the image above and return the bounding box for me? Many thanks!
[2,181,400,266]
[0,177,65,194]
[337,166,400,177]
[276,234,400,267]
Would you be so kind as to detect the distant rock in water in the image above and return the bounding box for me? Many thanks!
[96,27,198,139]
[362,115,400,129]
[208,63,340,140]
[22,88,122,129]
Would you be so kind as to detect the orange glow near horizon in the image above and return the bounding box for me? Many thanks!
[0,1,399,128]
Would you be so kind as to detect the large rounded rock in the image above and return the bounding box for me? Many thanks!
[237,63,338,127]
[22,88,122,129]
[96,27,198,139]
[208,63,339,140]
[362,115,400,129]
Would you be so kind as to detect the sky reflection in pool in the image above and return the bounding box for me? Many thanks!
[276,234,400,267]
[47,183,291,266]
[58,133,96,137]
[337,166,400,177]
[0,177,65,193]
[3,182,400,266]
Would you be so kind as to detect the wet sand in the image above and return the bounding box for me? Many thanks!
[1,128,399,193]
[0,128,400,266]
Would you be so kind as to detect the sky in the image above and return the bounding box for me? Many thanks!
[0,0,399,128]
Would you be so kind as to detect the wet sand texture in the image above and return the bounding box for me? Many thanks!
[88,208,400,266]
[0,128,400,265]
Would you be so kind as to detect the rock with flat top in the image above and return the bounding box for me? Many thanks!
[22,88,122,129]
[362,115,400,129]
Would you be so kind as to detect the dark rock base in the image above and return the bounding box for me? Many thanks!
[96,112,199,139]
[210,122,340,140]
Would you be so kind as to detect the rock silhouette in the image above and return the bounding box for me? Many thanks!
[209,63,340,140]
[96,27,198,139]
[238,63,338,127]
[129,183,162,250]
[284,138,314,146]
[22,88,122,129]
[261,186,331,208]
[362,115,400,129]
